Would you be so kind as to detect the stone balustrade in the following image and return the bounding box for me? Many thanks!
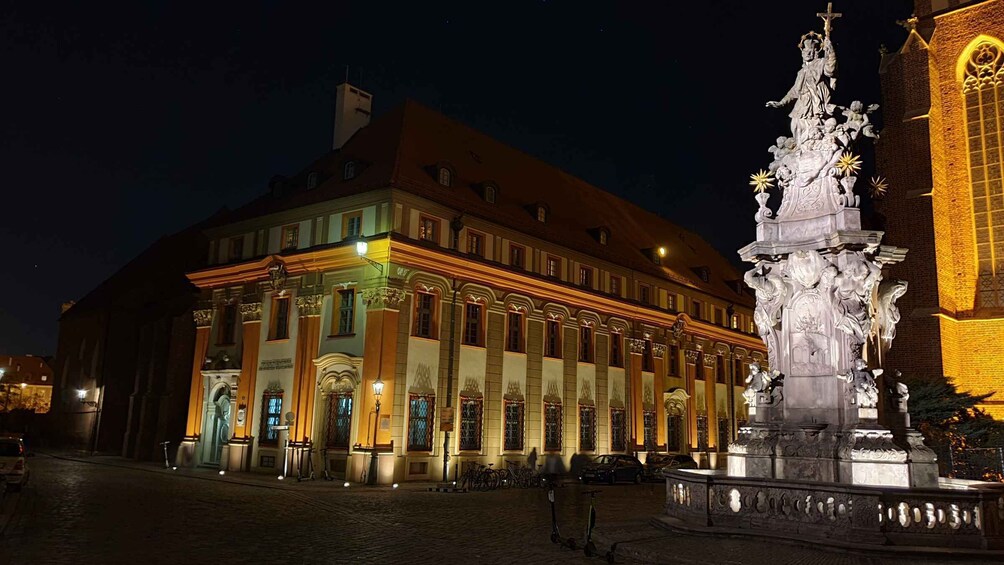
[663,470,1004,551]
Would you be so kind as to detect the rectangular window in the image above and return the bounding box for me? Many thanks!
[610,408,626,452]
[546,256,560,278]
[716,355,726,384]
[467,231,485,257]
[281,224,299,250]
[407,394,435,451]
[218,304,237,345]
[610,275,622,296]
[544,402,562,451]
[459,396,483,452]
[717,418,731,452]
[667,414,683,452]
[326,392,353,449]
[506,311,524,352]
[609,331,622,367]
[667,294,676,311]
[696,415,709,451]
[504,399,525,451]
[691,300,702,320]
[270,296,290,340]
[714,308,724,326]
[579,326,593,363]
[260,391,283,446]
[229,236,244,262]
[418,215,438,243]
[642,339,653,372]
[731,314,739,329]
[342,211,363,239]
[669,345,680,376]
[643,410,657,451]
[413,292,436,339]
[639,284,651,305]
[334,289,355,335]
[545,319,561,358]
[462,302,484,347]
[509,244,525,269]
[578,266,593,287]
[579,405,596,451]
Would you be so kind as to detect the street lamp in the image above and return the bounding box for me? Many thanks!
[77,388,98,408]
[366,375,384,485]
[355,238,383,274]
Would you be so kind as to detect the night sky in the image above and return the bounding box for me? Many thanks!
[1,1,913,354]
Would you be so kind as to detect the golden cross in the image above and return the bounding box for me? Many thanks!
[816,2,842,38]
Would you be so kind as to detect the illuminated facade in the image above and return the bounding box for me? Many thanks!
[176,89,764,482]
[877,0,1004,418]
[0,355,53,413]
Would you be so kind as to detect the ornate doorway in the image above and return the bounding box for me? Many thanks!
[205,384,232,466]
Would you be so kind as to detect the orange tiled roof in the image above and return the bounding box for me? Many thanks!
[223,100,752,307]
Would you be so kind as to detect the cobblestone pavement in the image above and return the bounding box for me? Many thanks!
[0,454,997,565]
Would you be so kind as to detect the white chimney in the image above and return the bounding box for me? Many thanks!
[332,82,372,150]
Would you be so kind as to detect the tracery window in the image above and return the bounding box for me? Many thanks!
[326,391,353,449]
[610,408,626,452]
[544,402,562,451]
[459,396,482,451]
[963,41,1004,307]
[578,405,596,452]
[504,399,524,451]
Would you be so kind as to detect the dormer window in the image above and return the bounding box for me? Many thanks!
[438,167,452,187]
[484,184,497,204]
[536,206,546,223]
[306,172,319,190]
[343,161,356,180]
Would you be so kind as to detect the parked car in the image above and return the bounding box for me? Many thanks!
[645,453,697,480]
[580,454,644,485]
[0,435,29,491]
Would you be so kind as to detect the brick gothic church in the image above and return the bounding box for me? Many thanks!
[877,0,1004,418]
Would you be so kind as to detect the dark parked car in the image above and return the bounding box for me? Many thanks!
[580,454,644,484]
[645,453,697,480]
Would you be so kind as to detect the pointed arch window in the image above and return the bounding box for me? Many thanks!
[963,40,1004,307]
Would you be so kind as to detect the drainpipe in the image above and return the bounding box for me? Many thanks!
[443,216,464,483]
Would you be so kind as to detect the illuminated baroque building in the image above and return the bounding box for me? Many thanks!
[0,355,53,414]
[176,84,764,482]
[877,0,1004,418]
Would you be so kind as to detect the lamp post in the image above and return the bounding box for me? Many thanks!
[366,375,384,485]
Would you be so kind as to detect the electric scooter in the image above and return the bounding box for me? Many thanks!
[580,489,615,562]
[547,486,578,550]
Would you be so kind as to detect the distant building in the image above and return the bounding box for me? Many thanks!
[877,0,1004,418]
[0,355,53,413]
[175,84,764,482]
[51,221,213,456]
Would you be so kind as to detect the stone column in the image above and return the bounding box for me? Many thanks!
[627,338,645,452]
[358,287,407,449]
[235,302,262,440]
[684,349,700,449]
[290,294,322,445]
[703,352,718,450]
[177,308,213,467]
[653,343,668,450]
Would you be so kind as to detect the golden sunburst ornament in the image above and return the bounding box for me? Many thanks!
[749,169,775,194]
[869,175,889,198]
[836,152,862,177]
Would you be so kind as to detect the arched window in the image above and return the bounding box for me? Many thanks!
[536,206,546,222]
[963,40,1004,307]
[484,184,496,203]
[343,161,356,180]
[438,167,452,187]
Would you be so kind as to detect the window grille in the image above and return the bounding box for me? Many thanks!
[717,418,731,452]
[610,408,626,452]
[579,405,596,451]
[504,399,525,451]
[643,410,656,451]
[544,402,562,451]
[326,392,353,449]
[260,391,283,446]
[408,394,435,451]
[696,415,709,452]
[459,396,483,451]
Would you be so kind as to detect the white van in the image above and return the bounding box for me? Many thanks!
[0,435,29,491]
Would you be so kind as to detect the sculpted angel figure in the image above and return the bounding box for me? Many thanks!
[744,265,787,361]
[873,280,908,364]
[743,363,784,406]
[832,257,881,342]
[840,100,880,141]
[767,33,838,145]
[838,358,881,408]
